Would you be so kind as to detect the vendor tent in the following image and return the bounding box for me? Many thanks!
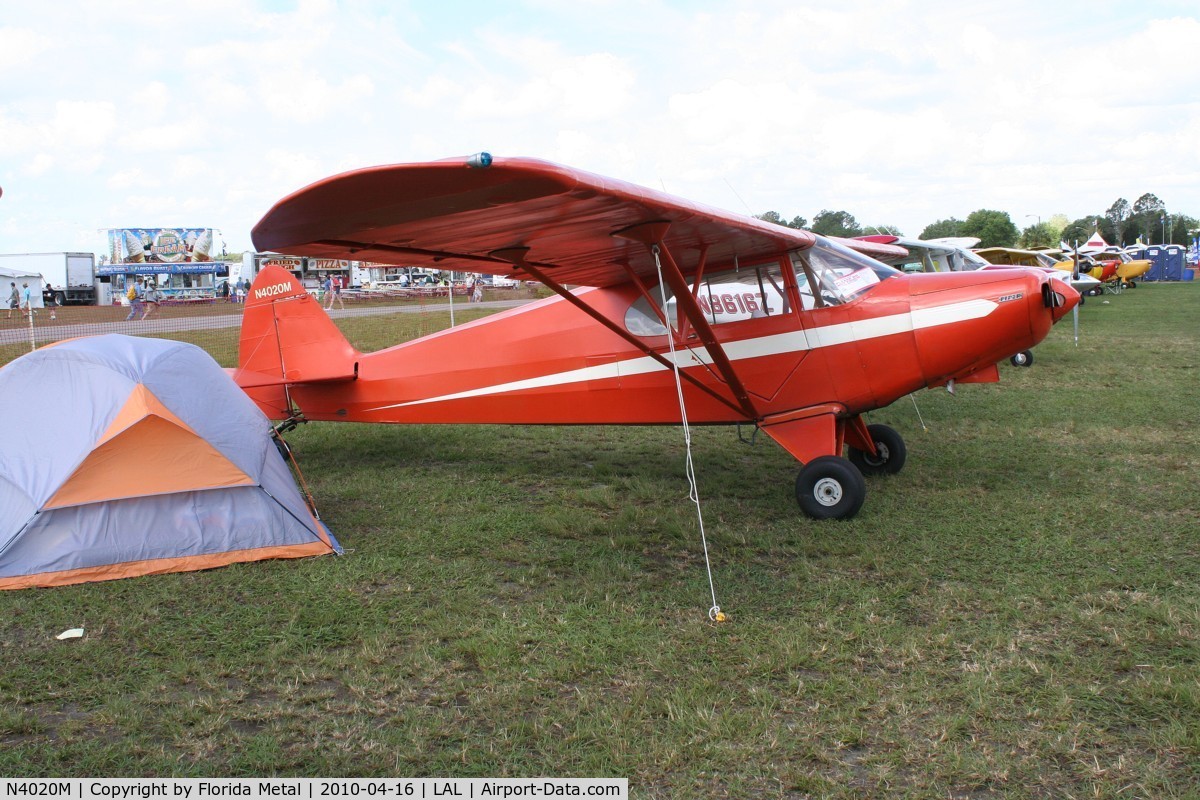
[1,268,44,309]
[0,335,340,590]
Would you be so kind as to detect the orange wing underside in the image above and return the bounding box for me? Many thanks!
[251,156,904,288]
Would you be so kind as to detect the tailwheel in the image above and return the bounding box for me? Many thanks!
[847,423,907,476]
[1010,350,1034,367]
[795,456,866,520]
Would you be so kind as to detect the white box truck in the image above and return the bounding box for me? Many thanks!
[0,252,97,305]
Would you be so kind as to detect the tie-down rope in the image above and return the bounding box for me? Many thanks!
[652,245,726,623]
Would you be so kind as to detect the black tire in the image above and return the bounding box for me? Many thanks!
[1010,350,1034,368]
[54,291,67,306]
[795,457,866,520]
[847,423,907,476]
[1127,281,1136,289]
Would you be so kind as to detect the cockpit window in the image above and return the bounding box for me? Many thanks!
[794,238,899,307]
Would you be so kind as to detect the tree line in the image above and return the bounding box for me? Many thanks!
[757,192,1198,249]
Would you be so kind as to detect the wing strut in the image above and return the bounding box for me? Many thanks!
[489,248,748,417]
[614,223,760,420]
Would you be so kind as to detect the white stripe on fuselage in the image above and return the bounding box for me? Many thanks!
[365,298,998,411]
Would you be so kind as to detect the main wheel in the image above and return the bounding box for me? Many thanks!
[1010,350,1034,367]
[847,423,907,476]
[795,457,866,520]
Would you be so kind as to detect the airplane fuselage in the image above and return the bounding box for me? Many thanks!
[270,268,1066,428]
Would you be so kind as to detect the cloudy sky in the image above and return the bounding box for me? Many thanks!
[2,0,1198,256]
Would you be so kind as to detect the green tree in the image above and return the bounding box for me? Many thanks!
[1045,214,1070,242]
[1129,193,1166,243]
[756,211,808,229]
[1167,213,1198,245]
[1060,218,1094,248]
[919,218,963,239]
[810,209,862,237]
[1105,198,1131,245]
[1060,216,1115,248]
[1019,222,1056,249]
[959,210,1019,248]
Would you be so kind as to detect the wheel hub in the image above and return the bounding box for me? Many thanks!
[865,443,889,467]
[812,477,843,506]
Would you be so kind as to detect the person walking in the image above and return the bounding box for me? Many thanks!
[328,275,345,310]
[140,281,159,319]
[7,282,18,319]
[20,282,33,315]
[322,275,333,309]
[125,278,145,321]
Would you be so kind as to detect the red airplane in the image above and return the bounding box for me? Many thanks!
[236,155,1078,520]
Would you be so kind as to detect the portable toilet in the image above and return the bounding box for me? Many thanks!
[1135,245,1186,281]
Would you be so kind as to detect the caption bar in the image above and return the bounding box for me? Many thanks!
[0,781,627,800]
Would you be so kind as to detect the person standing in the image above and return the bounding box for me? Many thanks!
[20,282,33,315]
[7,282,18,319]
[42,281,57,320]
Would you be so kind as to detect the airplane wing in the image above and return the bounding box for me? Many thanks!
[973,247,1043,266]
[251,155,906,288]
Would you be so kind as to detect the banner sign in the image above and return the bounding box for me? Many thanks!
[97,263,221,276]
[107,228,215,264]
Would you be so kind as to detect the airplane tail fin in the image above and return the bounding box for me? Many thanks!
[235,266,361,419]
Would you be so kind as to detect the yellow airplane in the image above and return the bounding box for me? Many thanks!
[1074,232,1150,288]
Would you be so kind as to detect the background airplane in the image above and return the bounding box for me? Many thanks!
[237,155,1079,520]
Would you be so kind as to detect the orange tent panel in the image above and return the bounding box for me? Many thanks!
[46,414,254,508]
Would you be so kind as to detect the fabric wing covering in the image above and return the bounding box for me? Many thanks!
[0,334,341,590]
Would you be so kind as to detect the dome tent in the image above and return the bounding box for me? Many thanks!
[0,335,340,590]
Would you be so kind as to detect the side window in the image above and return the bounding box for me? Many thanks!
[624,261,791,336]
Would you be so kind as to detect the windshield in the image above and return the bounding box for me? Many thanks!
[793,238,900,307]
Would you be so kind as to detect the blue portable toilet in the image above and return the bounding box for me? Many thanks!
[1134,246,1162,280]
[1161,245,1185,280]
[1135,245,1186,281]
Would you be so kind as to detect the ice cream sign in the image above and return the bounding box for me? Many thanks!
[151,229,187,262]
[107,228,215,263]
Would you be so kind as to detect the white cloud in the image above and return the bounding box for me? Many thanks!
[1,0,1199,252]
[0,26,52,72]
[25,154,55,176]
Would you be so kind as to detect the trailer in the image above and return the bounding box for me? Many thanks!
[0,252,97,305]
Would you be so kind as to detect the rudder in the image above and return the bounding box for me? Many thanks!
[235,266,360,419]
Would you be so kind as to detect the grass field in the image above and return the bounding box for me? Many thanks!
[1,283,1197,798]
